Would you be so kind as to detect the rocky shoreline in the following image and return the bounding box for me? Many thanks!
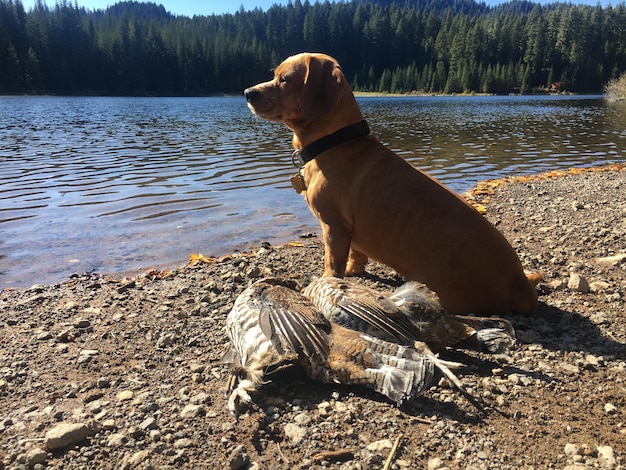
[1,165,625,469]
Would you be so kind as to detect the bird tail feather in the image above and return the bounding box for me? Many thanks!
[359,334,435,405]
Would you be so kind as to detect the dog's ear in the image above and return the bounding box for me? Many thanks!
[301,55,343,121]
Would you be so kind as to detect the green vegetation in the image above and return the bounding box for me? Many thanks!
[1,0,625,95]
[604,72,626,102]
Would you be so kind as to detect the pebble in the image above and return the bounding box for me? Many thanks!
[559,363,581,376]
[81,307,101,315]
[584,354,600,366]
[366,438,393,452]
[180,404,204,419]
[73,318,91,328]
[293,412,312,426]
[174,438,194,448]
[590,280,611,292]
[229,444,250,470]
[96,377,111,388]
[79,349,99,357]
[568,273,590,293]
[428,457,448,469]
[317,400,332,415]
[44,422,95,450]
[107,433,127,447]
[36,331,53,340]
[595,253,626,266]
[283,423,307,444]
[189,391,210,404]
[116,390,134,401]
[123,449,151,467]
[564,443,581,456]
[25,447,48,467]
[548,279,567,291]
[597,445,616,468]
[139,417,157,430]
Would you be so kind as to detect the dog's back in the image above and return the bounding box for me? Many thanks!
[310,137,538,316]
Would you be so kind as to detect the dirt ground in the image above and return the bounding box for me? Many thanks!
[1,165,625,469]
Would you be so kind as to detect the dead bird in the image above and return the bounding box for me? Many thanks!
[224,278,464,416]
[304,276,515,354]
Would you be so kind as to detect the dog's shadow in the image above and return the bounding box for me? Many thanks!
[511,300,626,359]
[357,271,626,359]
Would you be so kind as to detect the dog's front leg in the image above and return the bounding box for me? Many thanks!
[346,248,368,276]
[321,223,351,278]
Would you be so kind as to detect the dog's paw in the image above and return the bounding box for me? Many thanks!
[345,267,365,276]
[346,251,368,275]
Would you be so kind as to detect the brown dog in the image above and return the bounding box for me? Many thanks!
[244,52,538,316]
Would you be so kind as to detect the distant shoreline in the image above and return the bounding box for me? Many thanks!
[2,90,596,99]
[353,90,588,98]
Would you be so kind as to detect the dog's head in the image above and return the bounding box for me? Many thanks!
[244,53,348,128]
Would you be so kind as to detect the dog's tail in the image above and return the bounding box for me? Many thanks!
[526,272,543,287]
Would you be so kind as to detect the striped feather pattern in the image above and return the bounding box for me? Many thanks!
[305,277,515,354]
[224,278,441,414]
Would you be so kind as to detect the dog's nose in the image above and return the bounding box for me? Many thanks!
[244,88,258,103]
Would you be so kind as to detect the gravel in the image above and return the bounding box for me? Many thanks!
[1,165,625,469]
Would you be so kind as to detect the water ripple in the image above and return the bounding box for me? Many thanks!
[1,95,625,287]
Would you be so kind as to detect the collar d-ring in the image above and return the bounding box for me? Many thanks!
[291,149,305,169]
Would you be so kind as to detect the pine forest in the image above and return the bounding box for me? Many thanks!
[1,0,626,95]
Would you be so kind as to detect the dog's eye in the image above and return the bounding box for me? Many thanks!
[279,76,289,84]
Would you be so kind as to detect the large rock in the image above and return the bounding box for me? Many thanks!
[44,422,96,450]
[595,253,626,266]
[568,273,590,293]
[25,447,48,467]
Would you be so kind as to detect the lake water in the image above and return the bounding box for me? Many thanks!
[1,95,625,288]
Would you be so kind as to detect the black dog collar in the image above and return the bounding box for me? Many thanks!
[292,120,370,168]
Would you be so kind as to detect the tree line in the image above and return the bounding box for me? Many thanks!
[1,0,625,95]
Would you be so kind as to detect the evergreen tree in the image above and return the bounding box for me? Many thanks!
[0,0,625,95]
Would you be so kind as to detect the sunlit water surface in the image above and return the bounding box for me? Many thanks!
[1,95,625,287]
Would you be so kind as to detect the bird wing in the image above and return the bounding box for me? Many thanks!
[304,277,421,345]
[388,280,476,347]
[253,281,331,359]
[390,282,515,352]
[388,281,443,313]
